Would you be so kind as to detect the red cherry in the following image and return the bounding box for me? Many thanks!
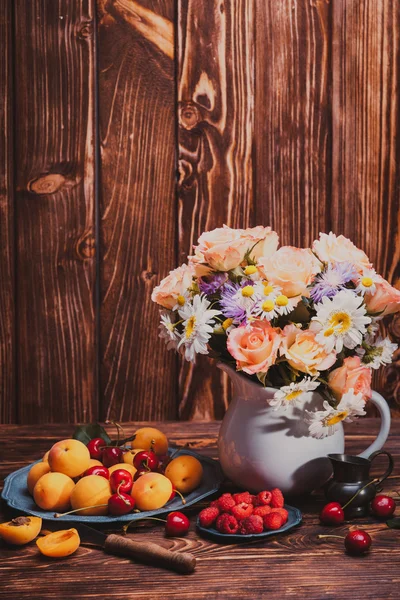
[165,512,190,536]
[133,468,149,481]
[157,454,171,473]
[168,487,176,501]
[108,492,136,516]
[84,466,110,479]
[101,446,123,467]
[110,469,133,494]
[133,450,159,471]
[371,495,396,519]
[344,530,372,555]
[87,437,106,460]
[319,502,345,525]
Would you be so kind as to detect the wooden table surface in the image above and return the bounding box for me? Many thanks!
[0,420,399,600]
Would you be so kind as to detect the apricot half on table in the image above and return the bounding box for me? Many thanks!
[34,472,75,512]
[131,472,172,511]
[27,461,51,495]
[70,474,112,515]
[37,528,80,557]
[165,455,203,493]
[0,516,42,545]
[48,439,90,478]
[131,427,168,456]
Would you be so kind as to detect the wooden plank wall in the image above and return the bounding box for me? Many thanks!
[0,0,399,423]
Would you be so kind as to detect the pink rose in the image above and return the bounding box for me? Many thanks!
[238,226,279,260]
[258,246,321,299]
[328,356,372,401]
[312,232,371,271]
[280,324,337,376]
[151,264,193,309]
[194,226,249,271]
[364,276,400,316]
[227,320,281,375]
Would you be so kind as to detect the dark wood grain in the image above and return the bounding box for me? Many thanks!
[331,0,400,410]
[177,0,254,420]
[97,0,177,422]
[254,0,332,247]
[0,0,15,423]
[13,0,97,423]
[1,420,400,599]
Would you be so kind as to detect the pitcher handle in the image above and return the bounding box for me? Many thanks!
[357,391,391,459]
[367,450,394,486]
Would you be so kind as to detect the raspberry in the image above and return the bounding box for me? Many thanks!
[217,493,236,512]
[233,491,253,505]
[198,506,220,528]
[239,515,264,535]
[263,512,284,530]
[231,502,253,520]
[271,488,285,508]
[253,505,272,518]
[270,508,288,523]
[256,490,272,506]
[210,499,219,508]
[216,513,239,534]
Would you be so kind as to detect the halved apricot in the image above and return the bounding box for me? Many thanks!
[36,528,80,557]
[0,516,42,545]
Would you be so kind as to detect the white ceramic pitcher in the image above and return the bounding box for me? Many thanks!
[217,363,391,495]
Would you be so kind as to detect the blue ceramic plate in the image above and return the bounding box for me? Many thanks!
[1,448,224,523]
[196,504,302,543]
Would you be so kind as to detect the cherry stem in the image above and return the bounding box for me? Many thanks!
[341,478,379,510]
[105,420,125,446]
[122,516,167,534]
[54,504,108,518]
[174,489,186,505]
[317,534,345,540]
[116,481,130,504]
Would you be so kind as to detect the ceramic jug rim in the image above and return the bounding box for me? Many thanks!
[217,361,286,395]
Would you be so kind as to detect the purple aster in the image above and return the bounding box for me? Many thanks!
[310,262,358,303]
[220,280,255,324]
[198,273,228,295]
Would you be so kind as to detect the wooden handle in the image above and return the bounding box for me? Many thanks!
[104,534,196,574]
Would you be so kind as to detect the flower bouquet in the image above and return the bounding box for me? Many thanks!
[152,226,399,439]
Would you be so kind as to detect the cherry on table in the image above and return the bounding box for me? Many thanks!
[165,512,190,536]
[84,465,110,480]
[345,530,372,555]
[87,437,106,460]
[371,495,396,519]
[102,446,123,467]
[108,492,136,516]
[319,502,345,525]
[133,450,159,471]
[110,469,133,494]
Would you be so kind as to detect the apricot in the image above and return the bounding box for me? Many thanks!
[70,474,112,515]
[42,450,50,462]
[27,461,51,495]
[48,438,90,478]
[131,427,168,456]
[87,458,103,468]
[164,455,203,493]
[122,448,144,467]
[37,528,80,557]
[0,516,42,545]
[33,472,75,512]
[108,463,137,478]
[131,472,172,511]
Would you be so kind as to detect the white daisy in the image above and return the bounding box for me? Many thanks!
[356,268,379,296]
[311,289,371,353]
[254,280,281,301]
[306,389,366,439]
[254,298,278,321]
[269,378,320,411]
[172,290,191,311]
[178,294,221,362]
[159,311,181,351]
[275,294,296,316]
[243,265,263,282]
[359,337,398,369]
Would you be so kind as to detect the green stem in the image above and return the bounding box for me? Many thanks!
[342,478,379,511]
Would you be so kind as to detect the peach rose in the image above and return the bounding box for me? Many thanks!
[227,320,281,375]
[238,226,279,260]
[312,232,371,271]
[280,324,337,376]
[328,356,372,401]
[151,264,193,310]
[364,276,400,317]
[194,226,249,271]
[258,246,321,299]
[187,248,212,278]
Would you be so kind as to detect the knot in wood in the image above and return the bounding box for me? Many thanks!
[76,231,96,260]
[78,22,93,39]
[179,102,201,130]
[28,174,66,195]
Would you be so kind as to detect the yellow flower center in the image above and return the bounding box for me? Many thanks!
[276,295,289,307]
[328,311,352,334]
[222,318,233,331]
[177,294,186,306]
[185,316,196,338]
[263,285,274,295]
[244,265,257,275]
[361,276,373,288]
[326,411,348,426]
[242,285,254,298]
[285,390,303,402]
[324,327,335,337]
[262,300,275,312]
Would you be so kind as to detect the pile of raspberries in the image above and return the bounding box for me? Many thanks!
[198,489,287,535]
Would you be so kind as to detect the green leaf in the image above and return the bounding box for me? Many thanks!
[257,372,268,386]
[73,423,112,446]
[386,518,400,529]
